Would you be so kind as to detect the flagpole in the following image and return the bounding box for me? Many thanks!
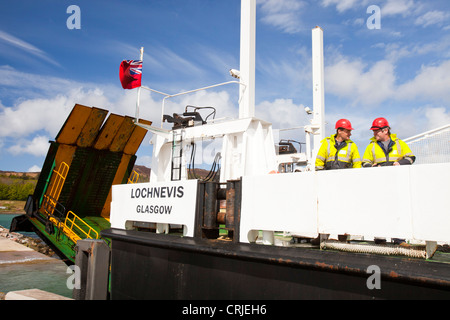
[135,46,144,123]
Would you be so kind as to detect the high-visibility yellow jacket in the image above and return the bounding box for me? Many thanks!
[362,133,415,167]
[315,135,362,170]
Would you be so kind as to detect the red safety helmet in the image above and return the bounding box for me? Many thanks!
[335,119,354,130]
[370,117,390,130]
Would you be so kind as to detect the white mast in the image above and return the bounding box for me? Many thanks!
[135,46,144,123]
[239,0,256,119]
[311,26,325,159]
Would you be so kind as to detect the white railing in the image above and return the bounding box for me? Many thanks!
[403,123,450,165]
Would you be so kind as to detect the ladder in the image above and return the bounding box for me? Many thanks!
[171,130,183,181]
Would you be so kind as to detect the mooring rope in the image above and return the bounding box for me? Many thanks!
[320,241,427,259]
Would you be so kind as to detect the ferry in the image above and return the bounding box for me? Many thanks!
[12,0,450,300]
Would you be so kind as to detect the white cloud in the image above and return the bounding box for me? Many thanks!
[321,0,366,13]
[254,98,309,148]
[0,87,113,139]
[412,36,450,57]
[28,165,41,172]
[352,18,365,27]
[381,43,411,62]
[397,60,450,103]
[415,10,450,28]
[388,105,450,140]
[424,107,450,129]
[0,65,81,104]
[378,36,450,63]
[256,98,307,129]
[325,57,396,106]
[0,86,119,159]
[0,30,60,67]
[258,0,306,34]
[325,40,450,107]
[381,0,416,17]
[8,135,50,157]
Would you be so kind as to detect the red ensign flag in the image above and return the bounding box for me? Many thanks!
[119,60,142,89]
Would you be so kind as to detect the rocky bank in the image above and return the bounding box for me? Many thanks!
[0,225,55,257]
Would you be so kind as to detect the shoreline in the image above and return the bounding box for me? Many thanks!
[0,224,60,300]
[0,212,26,215]
[0,225,56,258]
[0,200,26,215]
[0,209,70,300]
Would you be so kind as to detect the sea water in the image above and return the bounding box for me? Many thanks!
[0,214,38,238]
[0,261,73,298]
[0,214,73,298]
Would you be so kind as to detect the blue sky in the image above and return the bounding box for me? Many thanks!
[0,0,449,172]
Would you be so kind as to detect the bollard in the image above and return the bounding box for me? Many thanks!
[73,239,110,300]
[203,182,218,229]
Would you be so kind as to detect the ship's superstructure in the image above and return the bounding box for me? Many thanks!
[108,0,450,253]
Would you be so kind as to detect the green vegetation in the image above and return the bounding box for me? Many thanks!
[0,173,37,201]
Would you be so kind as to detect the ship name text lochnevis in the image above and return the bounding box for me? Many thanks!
[131,185,184,199]
[131,185,185,215]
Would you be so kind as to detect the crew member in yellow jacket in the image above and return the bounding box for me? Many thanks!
[362,117,415,167]
[315,119,362,170]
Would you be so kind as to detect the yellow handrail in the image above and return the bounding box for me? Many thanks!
[40,162,99,244]
[44,162,69,215]
[64,211,99,241]
[128,170,140,184]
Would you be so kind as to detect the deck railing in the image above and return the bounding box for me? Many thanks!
[64,211,99,242]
